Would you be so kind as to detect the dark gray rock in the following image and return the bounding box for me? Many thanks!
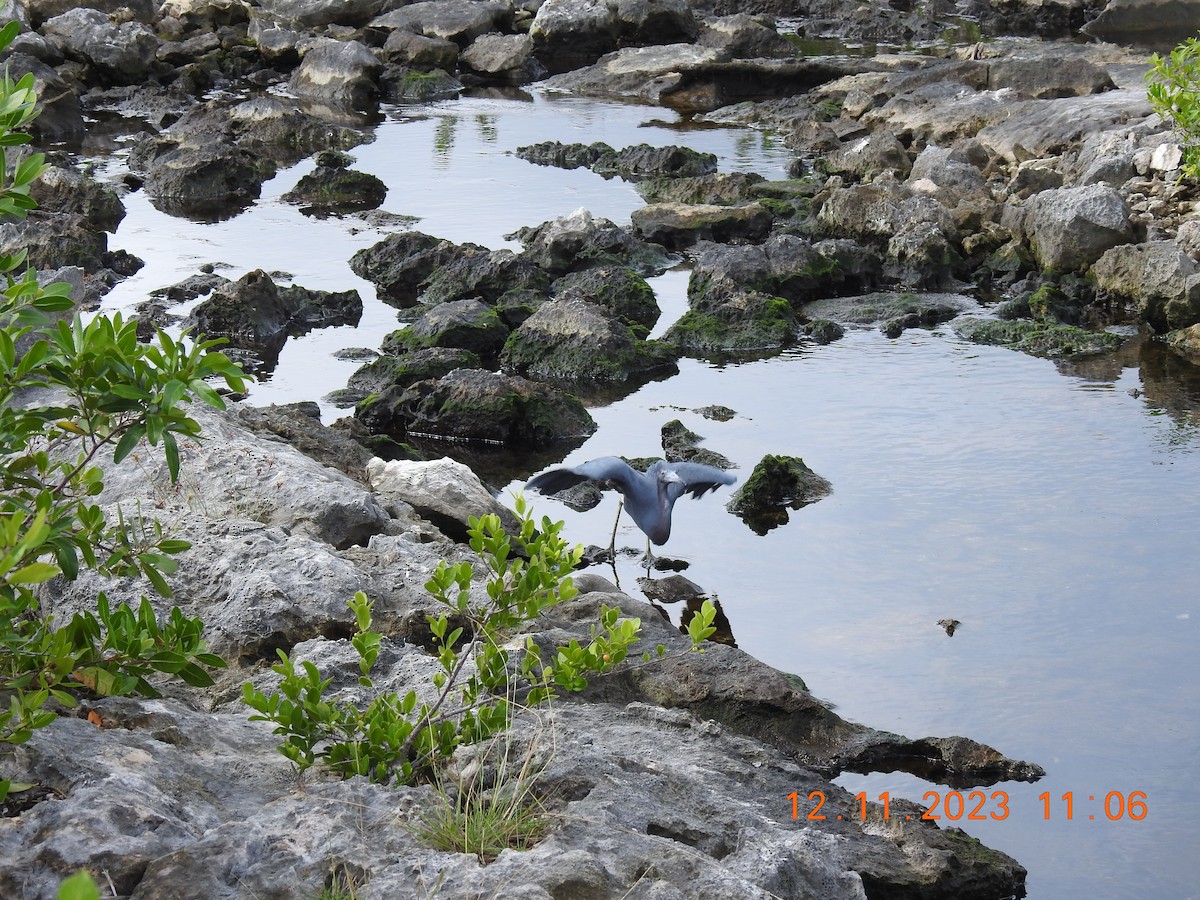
[31,163,124,233]
[417,248,551,307]
[350,231,474,308]
[509,208,674,276]
[3,53,84,141]
[0,213,109,272]
[185,269,362,367]
[41,8,162,84]
[665,286,796,353]
[661,418,733,468]
[137,141,276,220]
[349,347,481,395]
[395,367,597,447]
[282,159,387,214]
[501,297,678,382]
[689,234,851,305]
[516,140,718,180]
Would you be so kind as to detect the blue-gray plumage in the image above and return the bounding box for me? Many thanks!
[526,456,736,547]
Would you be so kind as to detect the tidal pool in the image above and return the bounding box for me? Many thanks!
[97,89,1199,900]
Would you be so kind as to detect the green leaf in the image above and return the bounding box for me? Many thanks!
[8,561,60,584]
[56,871,100,900]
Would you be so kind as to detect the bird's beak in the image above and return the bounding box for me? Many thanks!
[661,470,683,483]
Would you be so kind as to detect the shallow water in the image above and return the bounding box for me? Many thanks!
[97,90,1199,899]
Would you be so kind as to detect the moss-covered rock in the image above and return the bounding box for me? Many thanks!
[661,419,733,469]
[953,317,1125,358]
[664,290,796,353]
[380,65,463,102]
[501,297,677,382]
[805,291,971,332]
[282,158,387,214]
[636,172,766,205]
[551,265,660,333]
[727,454,832,535]
[385,298,509,360]
[350,347,482,395]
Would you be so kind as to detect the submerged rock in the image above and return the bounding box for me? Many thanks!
[953,317,1126,358]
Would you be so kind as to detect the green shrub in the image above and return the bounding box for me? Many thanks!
[0,18,248,800]
[245,496,718,786]
[1147,38,1200,180]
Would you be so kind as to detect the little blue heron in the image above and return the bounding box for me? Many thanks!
[525,456,736,558]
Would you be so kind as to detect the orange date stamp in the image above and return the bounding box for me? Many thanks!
[788,790,1149,823]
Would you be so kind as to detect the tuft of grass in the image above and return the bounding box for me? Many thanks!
[411,733,551,863]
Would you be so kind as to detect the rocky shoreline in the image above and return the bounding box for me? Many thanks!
[1,0,1197,896]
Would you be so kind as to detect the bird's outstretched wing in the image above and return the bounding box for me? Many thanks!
[661,461,737,500]
[525,456,641,495]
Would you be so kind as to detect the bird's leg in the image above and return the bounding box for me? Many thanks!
[608,498,624,557]
[641,535,655,573]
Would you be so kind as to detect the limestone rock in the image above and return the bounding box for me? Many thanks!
[1024,183,1134,272]
[631,200,773,248]
[460,33,545,84]
[288,39,381,110]
[1091,240,1200,332]
[367,455,520,541]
